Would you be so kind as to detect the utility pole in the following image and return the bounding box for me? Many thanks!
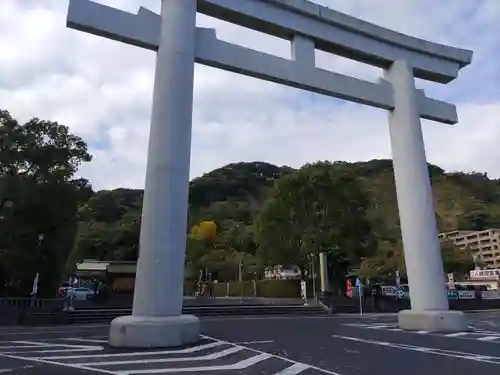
[238,258,243,282]
[310,254,317,301]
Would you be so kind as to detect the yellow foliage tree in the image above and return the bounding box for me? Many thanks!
[190,220,217,246]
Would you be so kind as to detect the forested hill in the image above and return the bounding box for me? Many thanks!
[5,109,498,297]
[70,159,500,266]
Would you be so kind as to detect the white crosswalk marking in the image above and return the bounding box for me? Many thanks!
[76,346,244,366]
[272,363,311,374]
[477,336,500,341]
[445,332,468,337]
[0,337,334,375]
[63,338,108,344]
[343,322,500,343]
[43,341,224,360]
[118,353,273,374]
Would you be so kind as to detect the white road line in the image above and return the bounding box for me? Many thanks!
[0,341,102,352]
[0,324,109,332]
[477,336,500,341]
[201,314,392,322]
[445,332,469,337]
[0,345,53,350]
[11,342,98,349]
[345,324,498,340]
[331,334,500,365]
[233,340,274,344]
[41,341,224,360]
[10,341,48,346]
[2,341,103,354]
[366,325,390,329]
[272,363,311,375]
[201,335,341,375]
[77,346,243,366]
[343,324,369,327]
[63,338,108,343]
[473,329,500,335]
[116,353,272,374]
[0,328,108,337]
[5,347,103,354]
[0,365,34,374]
[0,353,117,375]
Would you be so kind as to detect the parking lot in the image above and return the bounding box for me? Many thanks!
[1,312,499,374]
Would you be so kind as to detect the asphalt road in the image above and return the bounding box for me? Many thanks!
[1,311,499,374]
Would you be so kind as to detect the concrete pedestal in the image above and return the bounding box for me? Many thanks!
[109,315,200,348]
[385,60,467,331]
[108,0,199,348]
[398,310,468,332]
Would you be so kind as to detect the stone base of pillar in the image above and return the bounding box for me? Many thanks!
[108,314,200,348]
[398,309,468,332]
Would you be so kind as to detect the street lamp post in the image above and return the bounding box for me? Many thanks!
[37,234,44,260]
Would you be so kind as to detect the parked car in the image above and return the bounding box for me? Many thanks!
[58,286,94,300]
[72,287,95,301]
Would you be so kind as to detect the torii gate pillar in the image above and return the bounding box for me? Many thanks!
[384,60,465,330]
[108,0,200,348]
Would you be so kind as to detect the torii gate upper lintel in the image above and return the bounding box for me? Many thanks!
[66,0,473,348]
[67,0,472,125]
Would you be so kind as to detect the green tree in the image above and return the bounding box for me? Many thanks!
[441,241,473,276]
[218,220,257,255]
[185,234,207,279]
[254,161,373,276]
[0,110,92,296]
[357,240,473,280]
[356,240,405,279]
[68,189,143,270]
[325,245,351,291]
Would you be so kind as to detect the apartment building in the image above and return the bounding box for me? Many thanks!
[264,265,302,280]
[438,229,500,268]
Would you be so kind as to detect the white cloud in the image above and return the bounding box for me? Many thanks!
[1,0,499,190]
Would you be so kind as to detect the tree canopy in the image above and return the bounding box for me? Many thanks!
[254,162,374,278]
[0,110,92,296]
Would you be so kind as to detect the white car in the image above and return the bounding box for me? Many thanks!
[71,287,95,300]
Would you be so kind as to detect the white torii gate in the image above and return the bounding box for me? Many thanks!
[66,0,473,348]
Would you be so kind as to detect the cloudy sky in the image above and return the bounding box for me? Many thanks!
[1,0,499,190]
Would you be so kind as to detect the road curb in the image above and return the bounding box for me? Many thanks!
[464,309,500,314]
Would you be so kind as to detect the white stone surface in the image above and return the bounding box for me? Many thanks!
[197,0,472,83]
[131,0,197,318]
[69,0,473,81]
[109,315,200,348]
[398,310,468,332]
[106,0,199,348]
[385,59,449,313]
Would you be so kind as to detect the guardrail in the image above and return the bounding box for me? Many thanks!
[0,297,65,312]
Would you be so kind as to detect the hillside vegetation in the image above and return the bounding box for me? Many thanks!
[69,160,500,282]
[3,109,500,296]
